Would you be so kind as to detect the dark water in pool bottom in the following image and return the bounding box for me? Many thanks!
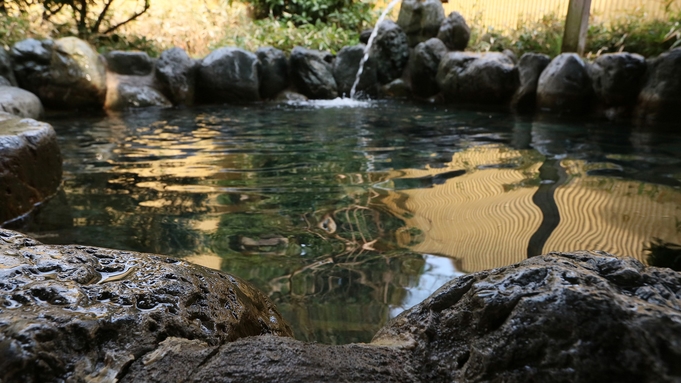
[11,101,681,344]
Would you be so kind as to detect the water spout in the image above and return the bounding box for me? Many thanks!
[349,0,403,99]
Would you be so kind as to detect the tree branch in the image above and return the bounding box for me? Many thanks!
[101,0,149,34]
[91,0,114,34]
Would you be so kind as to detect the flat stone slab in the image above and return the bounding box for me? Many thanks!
[0,228,293,382]
[0,112,61,224]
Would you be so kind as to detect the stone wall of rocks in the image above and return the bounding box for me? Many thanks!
[0,1,679,123]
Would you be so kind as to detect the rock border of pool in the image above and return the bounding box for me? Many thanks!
[1,228,680,382]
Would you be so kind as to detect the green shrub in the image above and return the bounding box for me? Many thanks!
[0,13,37,48]
[242,0,376,31]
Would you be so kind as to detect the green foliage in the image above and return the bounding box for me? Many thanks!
[91,33,161,56]
[243,0,376,31]
[216,18,360,54]
[0,13,35,47]
[469,13,564,57]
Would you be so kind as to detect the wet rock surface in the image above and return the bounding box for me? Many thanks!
[0,49,17,87]
[105,73,172,110]
[637,48,681,122]
[590,52,647,119]
[0,113,61,224]
[155,47,198,106]
[437,11,470,51]
[289,47,338,100]
[256,47,289,100]
[369,20,410,85]
[0,86,44,119]
[333,44,379,98]
[397,0,445,47]
[409,37,447,98]
[0,229,292,383]
[10,37,107,109]
[196,47,261,103]
[105,50,154,76]
[374,251,681,383]
[536,53,592,114]
[511,53,551,112]
[437,52,518,104]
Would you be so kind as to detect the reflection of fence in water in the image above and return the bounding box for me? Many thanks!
[442,0,679,29]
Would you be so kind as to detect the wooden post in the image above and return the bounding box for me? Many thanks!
[561,0,592,55]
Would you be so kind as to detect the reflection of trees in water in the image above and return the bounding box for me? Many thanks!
[645,238,681,271]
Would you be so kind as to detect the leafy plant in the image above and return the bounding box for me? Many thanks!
[242,0,376,31]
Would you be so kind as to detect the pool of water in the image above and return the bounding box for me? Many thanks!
[11,100,681,344]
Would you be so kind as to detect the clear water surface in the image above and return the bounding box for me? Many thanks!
[13,100,681,344]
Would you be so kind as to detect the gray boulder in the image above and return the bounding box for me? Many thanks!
[374,250,681,382]
[11,37,107,109]
[0,228,293,383]
[511,53,551,112]
[397,0,446,47]
[381,78,411,99]
[333,44,379,98]
[289,47,338,100]
[536,53,592,114]
[0,86,44,119]
[636,48,681,122]
[0,48,17,86]
[0,77,10,86]
[155,47,197,106]
[590,52,646,120]
[197,47,260,104]
[105,50,154,76]
[369,20,410,85]
[437,51,518,104]
[256,47,289,100]
[409,38,447,98]
[0,113,61,224]
[437,11,470,51]
[105,74,172,110]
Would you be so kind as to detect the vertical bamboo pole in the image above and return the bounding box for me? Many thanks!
[561,0,592,55]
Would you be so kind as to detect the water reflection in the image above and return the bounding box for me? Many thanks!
[8,103,681,344]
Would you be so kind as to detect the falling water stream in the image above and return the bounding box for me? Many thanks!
[349,0,403,99]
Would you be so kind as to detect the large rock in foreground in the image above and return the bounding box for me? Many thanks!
[374,251,681,382]
[0,113,61,224]
[0,229,292,383]
[11,37,107,109]
[536,53,592,114]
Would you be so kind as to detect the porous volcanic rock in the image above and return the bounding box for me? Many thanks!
[409,37,447,98]
[374,251,681,382]
[289,47,337,100]
[0,86,44,119]
[370,20,410,85]
[636,48,681,122]
[437,51,518,104]
[105,50,154,76]
[155,47,197,106]
[0,228,293,383]
[0,113,61,224]
[10,37,107,109]
[0,48,17,86]
[589,52,647,119]
[437,11,470,51]
[536,53,592,114]
[256,47,289,100]
[511,53,551,112]
[397,0,446,47]
[333,44,379,98]
[196,47,261,103]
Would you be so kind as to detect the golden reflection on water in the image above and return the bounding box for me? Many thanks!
[376,145,681,273]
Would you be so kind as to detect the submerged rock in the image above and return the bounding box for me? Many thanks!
[155,47,198,106]
[437,11,470,51]
[10,37,107,109]
[0,113,61,224]
[105,50,154,76]
[511,53,551,112]
[256,47,289,100]
[369,20,410,85]
[636,48,681,122]
[536,53,592,114]
[409,37,448,98]
[333,44,379,98]
[437,51,518,104]
[289,47,338,100]
[196,47,261,103]
[374,250,681,382]
[0,86,44,119]
[590,52,647,119]
[397,0,446,47]
[0,228,292,383]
